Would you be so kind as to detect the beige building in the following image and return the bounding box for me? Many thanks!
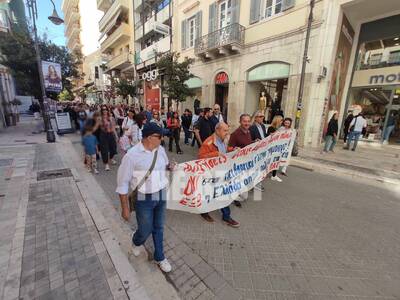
[97,0,135,79]
[171,0,400,147]
[62,0,103,96]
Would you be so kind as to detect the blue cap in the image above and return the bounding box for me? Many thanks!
[142,122,163,138]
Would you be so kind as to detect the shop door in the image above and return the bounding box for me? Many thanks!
[215,84,229,119]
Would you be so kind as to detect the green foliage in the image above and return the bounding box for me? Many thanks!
[58,89,74,102]
[115,78,136,101]
[0,31,80,99]
[155,52,195,102]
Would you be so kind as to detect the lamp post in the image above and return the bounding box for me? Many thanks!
[26,0,63,143]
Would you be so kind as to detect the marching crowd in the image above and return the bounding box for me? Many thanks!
[60,101,294,273]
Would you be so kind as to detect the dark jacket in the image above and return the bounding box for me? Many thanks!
[344,114,353,131]
[266,126,277,137]
[181,114,192,129]
[249,123,267,141]
[326,119,338,136]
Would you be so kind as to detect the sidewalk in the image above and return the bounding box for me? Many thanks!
[0,117,179,300]
[292,140,400,185]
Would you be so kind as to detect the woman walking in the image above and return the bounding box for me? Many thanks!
[98,108,118,171]
[267,115,284,182]
[122,109,136,132]
[130,113,147,146]
[323,112,339,153]
[167,111,183,154]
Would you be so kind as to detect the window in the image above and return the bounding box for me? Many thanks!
[262,0,282,20]
[388,50,400,64]
[188,16,196,48]
[368,53,382,65]
[219,0,232,29]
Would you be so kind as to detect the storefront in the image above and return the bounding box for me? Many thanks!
[215,72,229,119]
[344,14,400,144]
[245,62,289,123]
[181,76,202,113]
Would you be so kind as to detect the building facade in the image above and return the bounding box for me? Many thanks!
[62,0,103,96]
[133,0,172,110]
[0,0,22,129]
[170,0,400,147]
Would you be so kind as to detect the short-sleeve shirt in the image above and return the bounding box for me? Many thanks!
[82,134,98,155]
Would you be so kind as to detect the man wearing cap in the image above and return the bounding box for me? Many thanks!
[116,122,174,273]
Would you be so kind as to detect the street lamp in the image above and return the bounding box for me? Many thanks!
[27,0,64,143]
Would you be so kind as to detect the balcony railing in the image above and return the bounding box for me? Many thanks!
[194,23,245,56]
[99,0,129,32]
[106,52,131,70]
[136,36,170,64]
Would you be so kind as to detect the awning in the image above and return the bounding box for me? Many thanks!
[185,77,202,89]
[247,63,290,82]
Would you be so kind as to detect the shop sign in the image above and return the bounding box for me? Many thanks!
[215,72,228,85]
[369,73,400,85]
[352,66,400,87]
[141,69,159,82]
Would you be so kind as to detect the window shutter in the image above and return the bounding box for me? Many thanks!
[231,0,240,24]
[181,19,187,49]
[196,11,202,41]
[209,2,216,33]
[282,0,295,11]
[249,0,261,24]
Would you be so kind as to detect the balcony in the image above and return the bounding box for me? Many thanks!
[97,0,113,12]
[65,22,80,39]
[144,15,155,36]
[156,4,170,24]
[136,36,170,64]
[106,52,131,71]
[134,23,143,41]
[65,7,79,27]
[100,22,131,53]
[194,23,245,59]
[99,0,129,33]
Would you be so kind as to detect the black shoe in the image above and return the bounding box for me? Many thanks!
[280,172,288,177]
[201,213,214,223]
[351,149,355,151]
[234,200,242,208]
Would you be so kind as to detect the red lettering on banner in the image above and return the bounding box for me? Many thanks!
[279,132,292,139]
[182,155,227,174]
[179,194,202,208]
[268,161,280,172]
[183,176,199,196]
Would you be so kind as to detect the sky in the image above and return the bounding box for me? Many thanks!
[33,0,66,46]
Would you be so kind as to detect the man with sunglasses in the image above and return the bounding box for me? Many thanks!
[116,122,174,273]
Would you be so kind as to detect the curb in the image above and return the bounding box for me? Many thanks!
[290,157,400,186]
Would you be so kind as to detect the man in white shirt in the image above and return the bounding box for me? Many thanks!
[116,122,173,273]
[344,113,367,151]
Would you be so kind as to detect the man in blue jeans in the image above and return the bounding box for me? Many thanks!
[197,122,240,227]
[116,123,175,273]
[383,111,398,144]
[344,113,367,151]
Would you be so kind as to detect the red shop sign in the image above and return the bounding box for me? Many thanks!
[215,72,229,85]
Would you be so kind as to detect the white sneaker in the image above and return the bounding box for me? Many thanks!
[111,159,117,165]
[131,232,145,257]
[157,258,172,273]
[105,164,110,171]
[94,169,99,174]
[271,175,283,182]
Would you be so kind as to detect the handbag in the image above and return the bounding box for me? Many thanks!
[128,150,158,212]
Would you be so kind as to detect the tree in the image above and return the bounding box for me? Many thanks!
[58,89,73,102]
[0,28,80,99]
[115,78,136,104]
[155,52,195,103]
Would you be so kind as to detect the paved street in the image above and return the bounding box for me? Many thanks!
[70,134,400,300]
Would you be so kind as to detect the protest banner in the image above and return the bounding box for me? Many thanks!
[167,129,296,213]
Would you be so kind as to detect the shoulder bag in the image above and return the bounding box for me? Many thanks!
[128,150,158,212]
